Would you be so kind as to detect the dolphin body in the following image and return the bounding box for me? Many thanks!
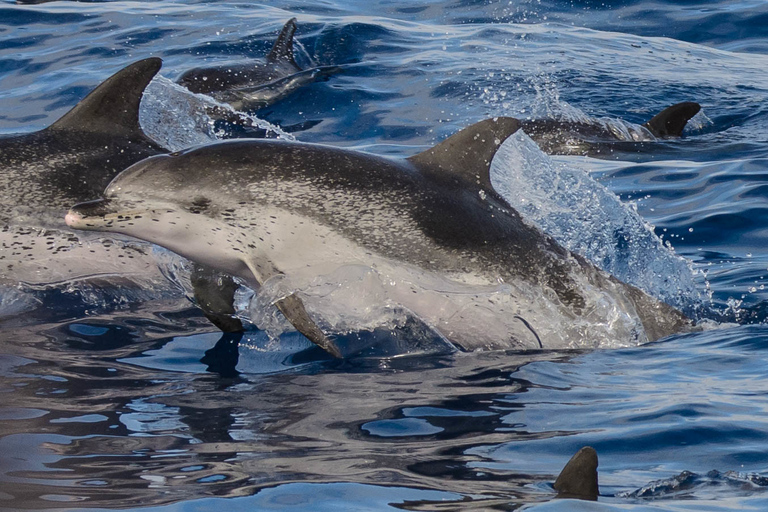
[0,57,244,327]
[521,101,701,156]
[0,58,198,320]
[66,117,691,356]
[177,18,339,112]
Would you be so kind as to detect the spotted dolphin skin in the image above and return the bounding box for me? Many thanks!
[0,57,244,324]
[522,101,701,155]
[0,58,180,316]
[177,18,340,111]
[66,117,691,357]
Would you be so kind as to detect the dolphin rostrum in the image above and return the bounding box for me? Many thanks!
[66,117,691,356]
[0,58,236,323]
[521,102,701,155]
[177,18,339,112]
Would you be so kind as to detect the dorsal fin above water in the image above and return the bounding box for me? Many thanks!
[644,101,701,138]
[553,446,599,501]
[267,18,298,66]
[49,57,162,138]
[407,117,521,192]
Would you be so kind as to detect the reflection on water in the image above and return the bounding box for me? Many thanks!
[5,306,768,511]
[0,304,587,510]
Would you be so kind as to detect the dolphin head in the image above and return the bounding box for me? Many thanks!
[65,151,257,281]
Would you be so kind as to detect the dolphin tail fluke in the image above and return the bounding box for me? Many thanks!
[49,57,162,140]
[191,263,244,333]
[276,293,343,358]
[553,446,599,501]
[407,117,521,193]
[267,18,299,67]
[644,101,701,138]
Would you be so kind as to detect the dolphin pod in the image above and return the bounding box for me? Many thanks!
[66,117,692,357]
[177,18,341,111]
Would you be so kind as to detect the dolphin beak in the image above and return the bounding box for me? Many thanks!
[65,199,114,229]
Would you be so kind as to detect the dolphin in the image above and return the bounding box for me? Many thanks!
[0,57,167,313]
[521,101,701,156]
[0,57,237,324]
[66,117,691,357]
[177,18,340,112]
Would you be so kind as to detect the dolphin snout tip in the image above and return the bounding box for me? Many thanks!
[64,210,82,227]
[65,199,112,228]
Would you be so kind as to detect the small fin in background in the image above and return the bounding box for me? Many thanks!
[50,57,162,139]
[643,101,701,138]
[407,117,521,193]
[554,446,599,501]
[267,18,299,67]
[191,263,244,333]
[276,293,343,358]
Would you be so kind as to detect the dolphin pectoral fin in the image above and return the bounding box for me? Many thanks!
[408,117,521,194]
[266,18,299,67]
[191,263,244,333]
[50,57,162,141]
[554,446,599,501]
[275,293,343,358]
[643,101,701,138]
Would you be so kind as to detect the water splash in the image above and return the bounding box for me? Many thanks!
[490,130,708,317]
[140,76,294,152]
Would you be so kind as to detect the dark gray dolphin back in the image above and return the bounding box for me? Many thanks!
[554,446,599,500]
[50,57,162,141]
[0,58,165,218]
[644,101,701,138]
[407,117,522,193]
[267,17,299,67]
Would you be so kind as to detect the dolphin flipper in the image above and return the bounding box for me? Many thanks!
[267,17,299,67]
[643,101,701,138]
[276,293,343,358]
[553,446,599,500]
[190,263,244,333]
[50,57,162,140]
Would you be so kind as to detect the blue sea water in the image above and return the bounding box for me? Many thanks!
[3,0,768,510]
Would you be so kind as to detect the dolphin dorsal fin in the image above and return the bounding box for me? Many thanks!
[50,57,162,138]
[407,117,521,191]
[644,101,701,138]
[553,446,599,500]
[267,18,298,66]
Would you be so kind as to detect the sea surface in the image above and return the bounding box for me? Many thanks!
[3,0,768,510]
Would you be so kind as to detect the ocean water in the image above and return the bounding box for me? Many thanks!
[3,0,768,510]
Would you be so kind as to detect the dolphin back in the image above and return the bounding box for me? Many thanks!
[644,101,701,137]
[49,57,162,140]
[407,117,522,194]
[266,17,299,67]
[554,447,599,500]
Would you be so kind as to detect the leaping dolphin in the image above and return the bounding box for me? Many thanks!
[521,102,701,156]
[66,117,691,357]
[177,18,340,112]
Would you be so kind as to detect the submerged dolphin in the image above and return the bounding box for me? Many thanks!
[177,18,339,111]
[66,117,691,356]
[521,101,701,156]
